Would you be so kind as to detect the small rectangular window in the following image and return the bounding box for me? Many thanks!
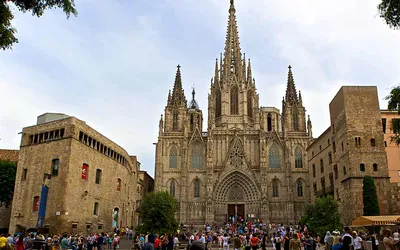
[22,168,27,181]
[93,202,99,216]
[98,225,103,230]
[52,159,60,176]
[382,118,387,133]
[332,142,336,153]
[384,141,387,147]
[320,159,324,173]
[312,164,316,178]
[60,128,65,138]
[82,163,89,180]
[328,153,332,164]
[95,169,102,184]
[117,178,121,191]
[72,223,78,229]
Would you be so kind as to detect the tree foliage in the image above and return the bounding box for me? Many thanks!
[1,0,77,50]
[363,176,380,216]
[378,0,400,29]
[384,86,400,145]
[300,195,342,237]
[137,191,178,235]
[0,160,17,208]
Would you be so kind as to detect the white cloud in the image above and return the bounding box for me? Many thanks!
[1,0,400,177]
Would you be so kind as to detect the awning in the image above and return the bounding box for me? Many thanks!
[351,216,400,227]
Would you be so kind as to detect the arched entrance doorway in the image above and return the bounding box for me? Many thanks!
[214,171,260,222]
[113,208,119,228]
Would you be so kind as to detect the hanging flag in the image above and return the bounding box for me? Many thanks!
[82,164,88,180]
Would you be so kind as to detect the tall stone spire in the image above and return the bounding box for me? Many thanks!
[169,65,187,106]
[222,0,243,80]
[285,65,298,104]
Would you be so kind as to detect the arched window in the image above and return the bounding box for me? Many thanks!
[247,90,253,118]
[267,114,272,131]
[370,138,376,147]
[360,163,365,172]
[293,109,299,131]
[373,163,378,171]
[230,86,239,115]
[194,179,200,198]
[297,180,303,197]
[272,180,279,197]
[269,143,281,168]
[172,110,178,131]
[191,143,202,168]
[295,147,302,168]
[170,181,176,197]
[216,89,222,118]
[169,146,178,168]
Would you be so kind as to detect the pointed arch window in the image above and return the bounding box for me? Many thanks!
[272,180,279,197]
[170,181,176,198]
[172,110,178,131]
[191,143,202,169]
[295,147,303,168]
[269,143,281,168]
[247,90,253,118]
[216,89,222,118]
[194,179,200,198]
[293,110,299,131]
[230,86,239,115]
[297,180,303,197]
[267,114,272,131]
[169,146,178,168]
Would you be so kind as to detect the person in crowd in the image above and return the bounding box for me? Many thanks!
[222,234,229,250]
[289,232,301,250]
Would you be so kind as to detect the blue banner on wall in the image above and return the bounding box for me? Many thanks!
[36,184,49,228]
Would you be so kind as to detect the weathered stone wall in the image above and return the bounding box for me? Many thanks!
[9,117,139,234]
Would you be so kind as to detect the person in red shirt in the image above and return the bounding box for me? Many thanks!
[154,235,160,250]
[250,234,260,250]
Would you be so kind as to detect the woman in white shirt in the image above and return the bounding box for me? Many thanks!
[222,234,230,250]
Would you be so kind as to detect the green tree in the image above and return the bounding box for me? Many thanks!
[137,191,178,234]
[363,176,380,216]
[384,86,400,145]
[0,160,17,207]
[300,195,342,236]
[1,0,77,50]
[378,0,400,29]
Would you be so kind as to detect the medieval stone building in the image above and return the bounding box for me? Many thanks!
[154,0,313,225]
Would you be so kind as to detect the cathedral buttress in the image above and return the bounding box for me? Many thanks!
[282,65,307,135]
[164,65,188,133]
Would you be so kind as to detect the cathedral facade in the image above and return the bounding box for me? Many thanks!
[154,0,313,225]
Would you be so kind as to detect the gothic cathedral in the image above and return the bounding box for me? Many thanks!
[154,0,313,225]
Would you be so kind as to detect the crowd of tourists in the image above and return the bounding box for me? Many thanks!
[0,232,122,250]
[133,222,400,250]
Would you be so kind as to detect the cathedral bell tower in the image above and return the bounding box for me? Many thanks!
[188,88,203,132]
[208,0,260,130]
[164,65,188,133]
[282,65,307,136]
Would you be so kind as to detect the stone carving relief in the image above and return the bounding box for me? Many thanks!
[229,138,244,168]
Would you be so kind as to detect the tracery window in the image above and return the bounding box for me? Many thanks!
[297,180,303,197]
[269,143,281,168]
[172,110,178,131]
[169,146,178,168]
[293,109,299,131]
[191,143,202,168]
[170,181,176,197]
[230,86,239,115]
[194,179,200,198]
[247,90,253,118]
[272,180,279,197]
[295,147,302,168]
[216,89,222,118]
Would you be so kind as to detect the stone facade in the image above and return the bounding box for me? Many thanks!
[307,87,392,226]
[154,0,312,225]
[381,110,400,183]
[0,149,19,232]
[9,113,141,234]
[134,161,154,226]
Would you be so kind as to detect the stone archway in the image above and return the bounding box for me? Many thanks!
[214,171,260,222]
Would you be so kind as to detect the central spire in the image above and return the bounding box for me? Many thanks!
[222,0,243,80]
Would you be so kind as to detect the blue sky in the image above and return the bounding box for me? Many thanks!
[1,0,400,177]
